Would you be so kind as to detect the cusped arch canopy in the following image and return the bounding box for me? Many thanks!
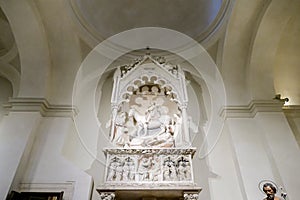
[112,55,188,107]
[108,54,191,148]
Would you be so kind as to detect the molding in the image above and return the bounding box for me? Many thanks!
[103,147,197,158]
[19,182,74,200]
[3,97,78,117]
[283,105,300,118]
[220,100,285,118]
[97,184,201,191]
[198,0,233,49]
[0,42,18,63]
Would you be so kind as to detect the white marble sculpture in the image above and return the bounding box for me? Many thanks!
[106,54,197,148]
[98,55,201,200]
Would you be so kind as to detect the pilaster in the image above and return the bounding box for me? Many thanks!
[222,100,300,200]
[0,111,42,200]
[255,112,300,200]
[0,97,79,199]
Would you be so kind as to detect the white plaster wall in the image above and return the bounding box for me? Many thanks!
[0,112,41,200]
[34,0,83,105]
[97,74,114,148]
[204,123,244,200]
[192,125,211,200]
[227,117,277,200]
[21,117,93,200]
[286,115,300,147]
[221,1,265,105]
[223,112,300,200]
[255,112,300,200]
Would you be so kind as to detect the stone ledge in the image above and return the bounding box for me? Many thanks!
[283,105,300,118]
[97,184,201,190]
[3,97,78,117]
[220,100,284,118]
[96,185,202,200]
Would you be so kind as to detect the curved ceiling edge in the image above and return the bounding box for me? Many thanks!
[66,0,233,50]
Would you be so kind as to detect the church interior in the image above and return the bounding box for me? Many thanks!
[0,0,300,200]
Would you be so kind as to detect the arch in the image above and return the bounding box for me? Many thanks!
[0,76,13,121]
[0,11,20,97]
[0,0,51,97]
[66,0,234,49]
[221,0,272,105]
[0,62,19,97]
[70,27,226,171]
[248,0,296,100]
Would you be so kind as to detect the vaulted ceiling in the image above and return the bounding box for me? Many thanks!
[70,0,229,43]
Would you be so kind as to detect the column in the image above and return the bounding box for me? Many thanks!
[180,104,190,146]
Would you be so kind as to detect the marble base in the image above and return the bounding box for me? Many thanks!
[98,148,201,199]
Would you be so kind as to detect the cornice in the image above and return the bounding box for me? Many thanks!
[220,100,285,118]
[283,105,300,118]
[3,97,78,117]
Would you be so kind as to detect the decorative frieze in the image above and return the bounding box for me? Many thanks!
[104,148,195,185]
[103,148,196,157]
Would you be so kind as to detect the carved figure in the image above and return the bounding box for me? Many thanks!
[122,157,135,181]
[128,102,165,137]
[177,157,191,181]
[115,128,131,147]
[107,157,123,181]
[163,157,177,181]
[138,155,160,181]
[151,157,161,181]
[111,112,126,144]
[138,156,152,181]
[145,123,174,148]
[145,102,161,123]
[128,108,148,137]
[172,113,182,146]
[125,113,137,138]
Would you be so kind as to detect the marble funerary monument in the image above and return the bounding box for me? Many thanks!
[97,54,201,200]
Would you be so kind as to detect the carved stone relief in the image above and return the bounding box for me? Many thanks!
[98,55,201,200]
[105,149,194,184]
[107,55,196,148]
